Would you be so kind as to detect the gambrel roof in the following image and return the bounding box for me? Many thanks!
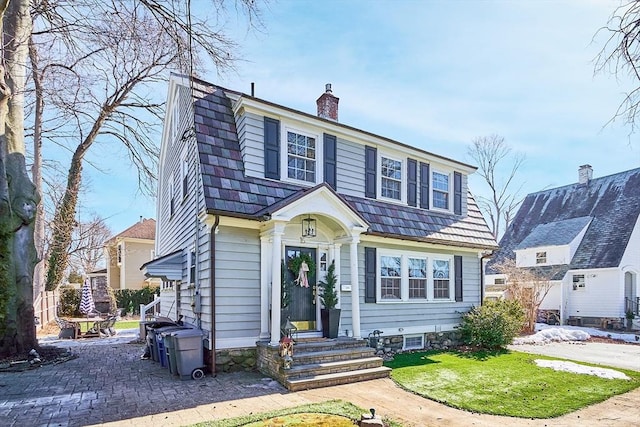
[488,167,640,272]
[186,76,497,250]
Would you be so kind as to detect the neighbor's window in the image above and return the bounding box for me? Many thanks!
[117,244,123,265]
[536,251,547,264]
[494,278,505,285]
[432,171,449,209]
[433,259,450,299]
[381,156,402,200]
[572,274,585,290]
[408,257,427,299]
[380,256,401,300]
[287,131,316,182]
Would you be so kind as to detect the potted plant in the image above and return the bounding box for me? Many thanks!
[319,260,341,338]
[626,309,635,331]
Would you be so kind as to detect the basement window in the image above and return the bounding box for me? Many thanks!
[403,334,424,350]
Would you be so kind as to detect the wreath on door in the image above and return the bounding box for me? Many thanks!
[287,253,315,288]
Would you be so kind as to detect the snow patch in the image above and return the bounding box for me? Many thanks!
[535,359,630,380]
[513,327,590,345]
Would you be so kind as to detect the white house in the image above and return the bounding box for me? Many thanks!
[142,75,497,387]
[486,165,640,328]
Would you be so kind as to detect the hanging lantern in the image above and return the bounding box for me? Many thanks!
[302,215,317,238]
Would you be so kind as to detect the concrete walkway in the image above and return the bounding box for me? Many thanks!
[1,331,639,427]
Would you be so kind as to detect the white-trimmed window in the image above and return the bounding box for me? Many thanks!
[169,172,175,217]
[494,278,505,285]
[572,274,585,291]
[403,334,424,350]
[378,251,454,302]
[380,156,402,200]
[433,259,450,299]
[286,130,316,183]
[380,255,402,300]
[181,150,189,200]
[536,251,547,264]
[116,243,123,265]
[432,171,450,210]
[408,257,427,299]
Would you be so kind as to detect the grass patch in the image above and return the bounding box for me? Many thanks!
[191,400,402,427]
[113,320,140,330]
[386,350,640,418]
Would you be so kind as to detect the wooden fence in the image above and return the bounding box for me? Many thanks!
[34,290,57,329]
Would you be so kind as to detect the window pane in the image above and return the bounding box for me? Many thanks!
[433,190,448,209]
[381,256,401,277]
[433,260,450,279]
[286,131,316,183]
[381,157,401,179]
[433,172,449,191]
[381,278,401,299]
[381,178,401,200]
[381,256,401,300]
[434,279,450,299]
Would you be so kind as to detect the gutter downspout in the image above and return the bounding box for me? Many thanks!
[479,251,494,306]
[210,215,220,376]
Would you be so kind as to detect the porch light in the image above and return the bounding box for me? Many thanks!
[302,215,317,238]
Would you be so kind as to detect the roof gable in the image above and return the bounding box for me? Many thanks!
[514,216,592,250]
[112,218,156,241]
[489,168,640,272]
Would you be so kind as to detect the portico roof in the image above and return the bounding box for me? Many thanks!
[140,250,182,281]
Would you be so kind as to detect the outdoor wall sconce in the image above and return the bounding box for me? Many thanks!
[301,215,317,238]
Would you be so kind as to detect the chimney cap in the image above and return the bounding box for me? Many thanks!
[325,83,332,93]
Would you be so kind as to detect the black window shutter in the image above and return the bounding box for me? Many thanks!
[419,162,430,209]
[264,117,280,180]
[407,158,417,207]
[454,171,462,215]
[323,133,337,189]
[454,255,463,302]
[365,247,377,303]
[365,146,377,198]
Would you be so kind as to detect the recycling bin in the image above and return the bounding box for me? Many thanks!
[163,331,179,375]
[171,329,206,380]
[143,319,179,362]
[154,325,187,367]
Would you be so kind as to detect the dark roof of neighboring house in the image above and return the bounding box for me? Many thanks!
[488,167,640,273]
[189,77,497,250]
[111,218,156,241]
[513,216,592,250]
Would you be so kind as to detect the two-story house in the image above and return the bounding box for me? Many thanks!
[486,165,640,328]
[142,75,497,384]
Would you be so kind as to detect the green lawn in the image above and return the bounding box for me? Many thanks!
[191,400,402,427]
[113,320,140,330]
[385,349,640,418]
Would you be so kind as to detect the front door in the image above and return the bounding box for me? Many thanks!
[284,246,317,331]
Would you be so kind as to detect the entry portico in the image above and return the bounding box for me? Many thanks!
[254,183,369,345]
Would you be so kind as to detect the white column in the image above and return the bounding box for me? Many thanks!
[559,281,564,326]
[350,237,361,338]
[269,226,284,345]
[259,236,271,340]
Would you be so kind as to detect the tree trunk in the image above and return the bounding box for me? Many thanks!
[0,0,39,357]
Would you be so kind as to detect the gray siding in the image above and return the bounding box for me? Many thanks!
[336,137,365,197]
[338,242,479,335]
[214,226,261,339]
[236,111,264,179]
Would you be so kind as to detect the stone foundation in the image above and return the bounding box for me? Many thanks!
[256,341,285,382]
[375,330,462,353]
[214,347,257,373]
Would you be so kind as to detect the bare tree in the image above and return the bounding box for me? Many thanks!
[467,135,525,240]
[0,0,39,357]
[493,258,557,333]
[595,1,640,136]
[25,0,261,290]
[67,215,111,276]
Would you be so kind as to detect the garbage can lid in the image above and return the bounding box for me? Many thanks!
[170,328,204,338]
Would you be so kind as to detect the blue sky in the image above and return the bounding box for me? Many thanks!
[81,0,640,235]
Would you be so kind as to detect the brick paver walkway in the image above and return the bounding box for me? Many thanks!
[1,334,639,426]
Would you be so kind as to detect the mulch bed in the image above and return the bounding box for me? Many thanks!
[0,345,76,372]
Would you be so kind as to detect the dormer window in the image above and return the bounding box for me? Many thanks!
[536,251,547,264]
[432,171,450,210]
[381,156,402,200]
[286,130,316,183]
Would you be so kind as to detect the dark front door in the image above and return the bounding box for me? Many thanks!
[284,246,317,331]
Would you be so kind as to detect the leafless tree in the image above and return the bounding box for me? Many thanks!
[595,1,640,136]
[67,214,111,276]
[493,258,557,333]
[467,134,525,240]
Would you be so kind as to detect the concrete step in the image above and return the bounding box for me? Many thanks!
[286,366,392,392]
[285,356,383,380]
[293,338,370,354]
[291,347,376,365]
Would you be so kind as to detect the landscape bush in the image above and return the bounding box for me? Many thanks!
[57,285,81,317]
[458,299,525,349]
[114,286,159,315]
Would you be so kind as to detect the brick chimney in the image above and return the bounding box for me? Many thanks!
[316,83,339,121]
[578,164,593,184]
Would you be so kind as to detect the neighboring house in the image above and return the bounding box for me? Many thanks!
[106,218,160,291]
[142,75,497,378]
[87,268,110,313]
[486,165,640,327]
